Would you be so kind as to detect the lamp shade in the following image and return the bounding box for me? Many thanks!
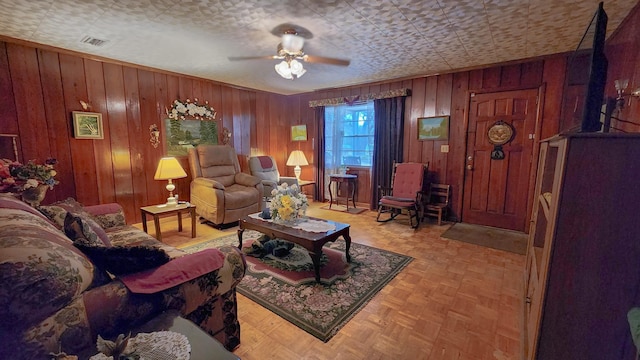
[286,150,309,166]
[154,157,187,180]
[275,61,293,79]
[289,59,306,78]
[282,34,304,53]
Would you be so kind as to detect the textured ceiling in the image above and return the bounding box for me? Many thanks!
[0,0,636,95]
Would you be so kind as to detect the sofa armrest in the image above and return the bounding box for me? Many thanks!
[235,172,261,187]
[22,246,247,358]
[261,179,278,191]
[84,203,126,228]
[193,177,225,190]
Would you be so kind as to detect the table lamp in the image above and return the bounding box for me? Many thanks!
[154,157,187,205]
[286,150,309,181]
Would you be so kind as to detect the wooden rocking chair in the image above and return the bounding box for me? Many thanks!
[376,162,428,229]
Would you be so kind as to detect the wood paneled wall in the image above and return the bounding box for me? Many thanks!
[294,58,567,220]
[0,41,291,223]
[1,1,637,225]
[605,1,640,133]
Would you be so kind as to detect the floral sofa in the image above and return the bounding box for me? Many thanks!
[0,195,246,359]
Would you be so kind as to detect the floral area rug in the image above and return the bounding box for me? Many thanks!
[181,230,413,342]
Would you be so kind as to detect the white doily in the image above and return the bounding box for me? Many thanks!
[249,213,336,233]
[90,331,191,360]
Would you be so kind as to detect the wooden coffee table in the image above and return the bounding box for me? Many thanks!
[238,215,351,283]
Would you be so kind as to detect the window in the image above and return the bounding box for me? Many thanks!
[325,102,375,169]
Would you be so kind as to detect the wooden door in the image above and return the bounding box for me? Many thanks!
[462,89,538,231]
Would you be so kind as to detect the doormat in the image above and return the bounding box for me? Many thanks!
[181,230,412,342]
[441,222,527,255]
[320,204,367,214]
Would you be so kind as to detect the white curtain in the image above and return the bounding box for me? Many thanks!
[323,102,374,200]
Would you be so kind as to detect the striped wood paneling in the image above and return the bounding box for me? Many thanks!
[7,20,640,224]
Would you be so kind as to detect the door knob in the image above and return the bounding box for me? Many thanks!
[466,155,473,170]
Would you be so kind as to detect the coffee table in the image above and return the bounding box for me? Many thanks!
[237,215,351,283]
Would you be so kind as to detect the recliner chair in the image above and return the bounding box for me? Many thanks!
[188,145,263,227]
[248,155,298,198]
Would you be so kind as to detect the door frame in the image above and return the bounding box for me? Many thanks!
[459,84,546,233]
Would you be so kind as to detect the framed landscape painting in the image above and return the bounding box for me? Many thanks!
[164,118,218,156]
[72,111,104,139]
[418,116,449,141]
[291,124,307,141]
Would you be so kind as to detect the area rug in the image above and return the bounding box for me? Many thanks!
[320,204,367,214]
[181,231,413,342]
[441,222,528,255]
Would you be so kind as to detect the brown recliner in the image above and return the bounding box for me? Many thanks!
[188,145,263,227]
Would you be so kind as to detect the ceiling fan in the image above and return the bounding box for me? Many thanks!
[228,24,350,80]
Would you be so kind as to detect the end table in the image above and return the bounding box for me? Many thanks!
[140,203,196,242]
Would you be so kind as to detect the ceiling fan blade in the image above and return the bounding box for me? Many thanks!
[303,55,350,66]
[228,55,279,61]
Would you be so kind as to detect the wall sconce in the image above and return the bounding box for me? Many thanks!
[614,79,640,111]
[149,124,160,148]
[222,127,232,145]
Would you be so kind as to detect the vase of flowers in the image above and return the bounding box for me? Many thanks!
[269,183,309,225]
[0,158,58,206]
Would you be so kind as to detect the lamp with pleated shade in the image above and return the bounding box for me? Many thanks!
[154,157,187,205]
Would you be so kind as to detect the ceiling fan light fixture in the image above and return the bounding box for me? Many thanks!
[275,61,293,79]
[281,33,304,53]
[290,59,306,78]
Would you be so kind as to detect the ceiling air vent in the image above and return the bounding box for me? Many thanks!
[80,36,108,47]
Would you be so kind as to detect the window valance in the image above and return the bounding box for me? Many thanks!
[308,88,411,108]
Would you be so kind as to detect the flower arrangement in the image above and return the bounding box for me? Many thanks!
[166,98,217,120]
[0,158,58,193]
[269,183,309,224]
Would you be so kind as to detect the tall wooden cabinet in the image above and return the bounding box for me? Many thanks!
[523,133,640,359]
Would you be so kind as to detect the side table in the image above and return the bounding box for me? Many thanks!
[328,174,357,210]
[80,310,239,360]
[298,179,316,199]
[140,203,196,242]
[133,311,240,360]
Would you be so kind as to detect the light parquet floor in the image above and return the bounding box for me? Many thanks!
[135,201,525,360]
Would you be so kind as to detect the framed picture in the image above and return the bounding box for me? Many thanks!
[418,116,449,141]
[291,124,307,141]
[164,118,219,156]
[72,111,104,139]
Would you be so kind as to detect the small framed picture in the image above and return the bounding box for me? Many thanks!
[291,124,307,141]
[418,116,449,141]
[72,111,104,139]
